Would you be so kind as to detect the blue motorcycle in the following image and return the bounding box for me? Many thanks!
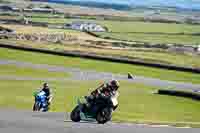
[33,91,49,112]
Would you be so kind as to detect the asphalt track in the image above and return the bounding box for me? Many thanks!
[0,109,199,133]
[0,59,200,91]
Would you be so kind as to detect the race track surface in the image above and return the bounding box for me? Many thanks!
[0,59,200,91]
[0,109,199,133]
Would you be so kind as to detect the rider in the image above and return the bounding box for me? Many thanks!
[86,79,120,107]
[33,82,52,110]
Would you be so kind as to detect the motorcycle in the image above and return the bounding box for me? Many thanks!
[32,91,49,112]
[70,91,119,124]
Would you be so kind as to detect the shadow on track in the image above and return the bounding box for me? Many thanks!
[64,120,97,124]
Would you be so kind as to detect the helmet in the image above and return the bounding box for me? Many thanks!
[43,82,49,88]
[110,79,120,91]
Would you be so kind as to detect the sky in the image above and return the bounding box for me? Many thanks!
[49,0,200,10]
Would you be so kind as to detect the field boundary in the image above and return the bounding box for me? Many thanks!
[157,89,200,101]
[0,42,200,74]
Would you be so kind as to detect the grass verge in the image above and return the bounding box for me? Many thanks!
[0,64,69,78]
[0,79,200,127]
[0,47,200,84]
[2,39,200,68]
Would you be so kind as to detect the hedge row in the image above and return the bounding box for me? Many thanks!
[157,89,200,100]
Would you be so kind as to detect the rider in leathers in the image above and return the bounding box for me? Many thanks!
[85,79,120,107]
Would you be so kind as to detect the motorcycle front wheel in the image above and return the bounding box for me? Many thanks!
[33,102,41,111]
[70,105,81,122]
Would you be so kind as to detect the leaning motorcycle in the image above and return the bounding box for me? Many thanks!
[33,91,49,112]
[70,92,119,124]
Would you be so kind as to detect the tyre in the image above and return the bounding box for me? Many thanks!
[32,103,36,111]
[70,105,81,122]
[34,102,41,111]
[96,107,112,124]
[41,102,49,112]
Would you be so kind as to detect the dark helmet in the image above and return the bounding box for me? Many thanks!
[110,79,120,91]
[43,82,49,88]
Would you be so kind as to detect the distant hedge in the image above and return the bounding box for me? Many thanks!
[157,89,200,101]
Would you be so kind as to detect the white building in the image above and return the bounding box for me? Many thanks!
[65,21,107,32]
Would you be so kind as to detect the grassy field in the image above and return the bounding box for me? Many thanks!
[2,13,200,44]
[30,17,200,34]
[0,24,105,41]
[0,64,69,78]
[1,23,200,69]
[0,42,200,127]
[96,32,200,45]
[0,79,200,127]
[29,17,200,45]
[0,47,200,84]
[2,23,200,44]
[1,39,200,69]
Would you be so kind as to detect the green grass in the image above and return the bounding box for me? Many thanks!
[2,14,200,44]
[30,17,200,45]
[114,82,200,124]
[2,39,200,68]
[30,17,200,34]
[0,79,200,127]
[96,32,200,45]
[0,64,69,78]
[0,47,200,84]
[99,21,200,34]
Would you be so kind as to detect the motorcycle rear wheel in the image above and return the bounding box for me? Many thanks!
[96,107,112,124]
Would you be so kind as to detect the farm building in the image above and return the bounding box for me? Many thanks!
[64,21,107,32]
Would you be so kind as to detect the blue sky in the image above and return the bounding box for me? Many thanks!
[49,0,200,10]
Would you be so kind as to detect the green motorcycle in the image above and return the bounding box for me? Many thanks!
[70,92,119,124]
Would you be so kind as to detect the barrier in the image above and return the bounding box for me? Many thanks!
[157,89,200,101]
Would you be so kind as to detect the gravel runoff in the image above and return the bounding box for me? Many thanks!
[0,59,200,91]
